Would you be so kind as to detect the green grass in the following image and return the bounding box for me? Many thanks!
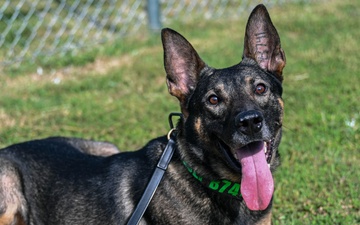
[0,0,359,223]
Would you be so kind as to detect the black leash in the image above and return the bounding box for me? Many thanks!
[126,113,181,225]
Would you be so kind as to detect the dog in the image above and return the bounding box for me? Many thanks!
[0,4,285,225]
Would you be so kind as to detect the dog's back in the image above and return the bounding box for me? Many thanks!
[0,138,116,224]
[0,136,170,224]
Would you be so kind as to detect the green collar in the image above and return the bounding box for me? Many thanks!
[182,161,242,200]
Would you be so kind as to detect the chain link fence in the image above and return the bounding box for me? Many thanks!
[0,0,302,66]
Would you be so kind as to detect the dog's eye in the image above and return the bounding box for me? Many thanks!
[208,95,219,105]
[255,84,267,95]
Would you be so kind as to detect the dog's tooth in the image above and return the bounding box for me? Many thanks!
[234,153,238,160]
[268,164,270,168]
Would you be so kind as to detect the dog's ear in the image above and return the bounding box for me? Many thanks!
[243,4,286,82]
[161,28,206,117]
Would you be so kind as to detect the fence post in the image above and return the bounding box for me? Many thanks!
[147,0,162,32]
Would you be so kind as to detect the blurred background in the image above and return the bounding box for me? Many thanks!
[0,0,359,224]
[0,0,311,66]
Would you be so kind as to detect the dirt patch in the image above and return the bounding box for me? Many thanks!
[1,54,135,89]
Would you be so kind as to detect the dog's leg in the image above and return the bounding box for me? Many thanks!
[0,159,27,225]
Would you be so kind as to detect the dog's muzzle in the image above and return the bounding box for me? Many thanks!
[215,110,276,211]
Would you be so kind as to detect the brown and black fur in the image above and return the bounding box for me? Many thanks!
[0,4,286,225]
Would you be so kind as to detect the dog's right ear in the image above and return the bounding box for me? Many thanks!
[161,28,206,118]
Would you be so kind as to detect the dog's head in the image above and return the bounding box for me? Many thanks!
[162,4,285,211]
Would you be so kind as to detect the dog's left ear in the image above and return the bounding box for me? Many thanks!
[162,28,206,117]
[243,4,286,82]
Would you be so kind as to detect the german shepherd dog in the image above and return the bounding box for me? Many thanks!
[0,4,286,225]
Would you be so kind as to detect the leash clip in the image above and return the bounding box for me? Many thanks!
[167,128,176,140]
[167,112,182,140]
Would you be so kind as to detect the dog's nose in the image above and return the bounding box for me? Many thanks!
[236,110,263,135]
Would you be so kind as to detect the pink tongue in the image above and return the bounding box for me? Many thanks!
[236,142,274,211]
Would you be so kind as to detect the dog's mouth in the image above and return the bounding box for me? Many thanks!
[218,139,275,211]
[219,140,274,170]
